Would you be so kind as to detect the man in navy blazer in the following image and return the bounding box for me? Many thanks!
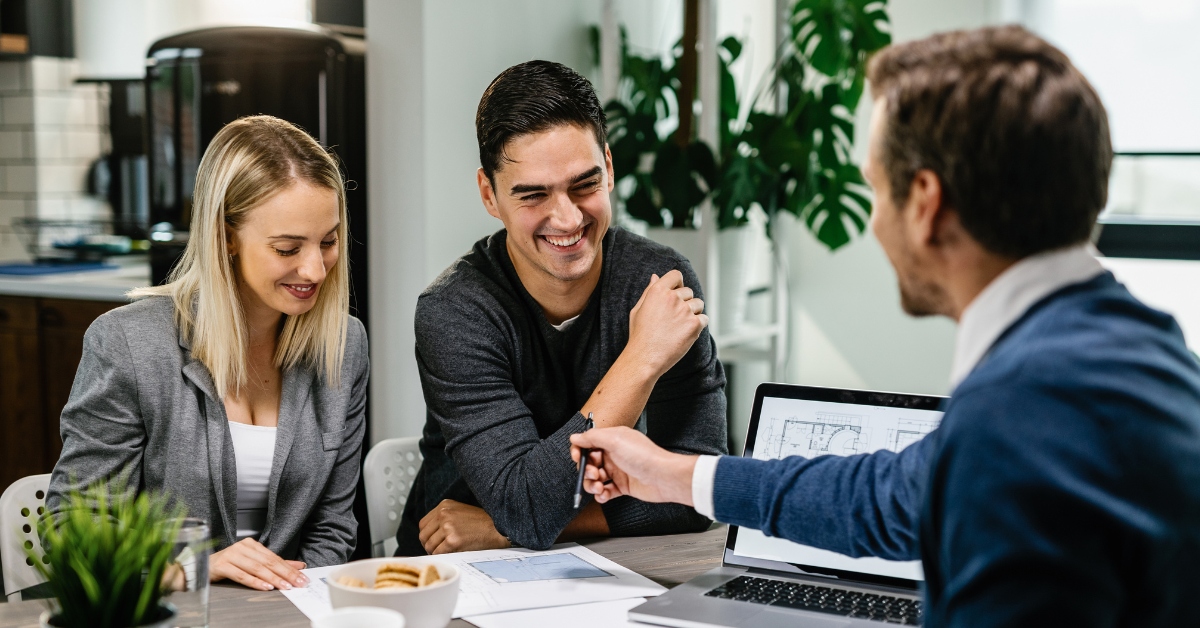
[572,25,1200,628]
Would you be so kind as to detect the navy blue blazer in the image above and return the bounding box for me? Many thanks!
[713,273,1200,627]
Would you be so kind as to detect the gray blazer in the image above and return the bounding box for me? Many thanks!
[47,296,368,567]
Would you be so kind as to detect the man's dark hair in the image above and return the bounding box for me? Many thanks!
[476,60,607,183]
[867,25,1112,258]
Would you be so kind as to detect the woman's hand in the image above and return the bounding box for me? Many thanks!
[418,499,511,554]
[210,538,309,591]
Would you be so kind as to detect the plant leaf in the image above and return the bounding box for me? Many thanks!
[625,173,662,225]
[805,162,874,250]
[792,0,892,79]
[36,473,185,628]
[652,140,717,228]
[605,101,658,182]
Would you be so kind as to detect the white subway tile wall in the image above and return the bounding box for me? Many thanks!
[2,96,35,125]
[0,131,24,159]
[0,63,25,92]
[0,57,110,261]
[5,165,37,194]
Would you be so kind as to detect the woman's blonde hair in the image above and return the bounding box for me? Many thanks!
[131,115,350,397]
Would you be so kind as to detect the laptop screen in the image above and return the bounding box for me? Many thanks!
[727,384,945,588]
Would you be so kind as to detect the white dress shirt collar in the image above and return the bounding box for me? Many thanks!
[949,244,1105,388]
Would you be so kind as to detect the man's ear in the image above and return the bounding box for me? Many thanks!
[903,169,945,248]
[477,168,501,220]
[604,143,616,193]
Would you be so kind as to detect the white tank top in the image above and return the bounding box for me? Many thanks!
[228,421,277,540]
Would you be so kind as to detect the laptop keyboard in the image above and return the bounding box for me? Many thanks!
[704,575,922,625]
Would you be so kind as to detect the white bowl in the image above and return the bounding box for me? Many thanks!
[326,558,459,628]
[312,607,405,628]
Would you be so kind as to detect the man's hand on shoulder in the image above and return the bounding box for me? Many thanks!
[418,499,511,555]
[580,269,708,429]
[627,269,708,379]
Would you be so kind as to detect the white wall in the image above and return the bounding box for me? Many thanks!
[781,0,1005,398]
[1021,0,1200,152]
[73,0,313,79]
[365,0,600,442]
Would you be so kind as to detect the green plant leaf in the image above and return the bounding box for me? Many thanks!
[652,140,718,228]
[625,173,662,225]
[715,151,775,229]
[792,0,892,79]
[717,47,741,153]
[33,473,187,628]
[804,162,874,250]
[842,68,866,111]
[793,0,851,77]
[588,25,601,67]
[720,35,743,62]
[759,117,811,174]
[857,1,893,51]
[605,101,658,181]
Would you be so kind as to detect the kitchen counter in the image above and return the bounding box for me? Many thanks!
[0,257,150,302]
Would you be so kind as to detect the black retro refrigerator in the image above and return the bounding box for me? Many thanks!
[145,25,368,329]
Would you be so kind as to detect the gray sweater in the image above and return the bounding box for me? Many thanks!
[397,227,728,554]
[47,296,369,566]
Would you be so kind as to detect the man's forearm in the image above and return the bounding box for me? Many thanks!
[580,350,661,428]
[556,501,610,542]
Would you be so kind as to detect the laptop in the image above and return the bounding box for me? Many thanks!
[629,383,945,627]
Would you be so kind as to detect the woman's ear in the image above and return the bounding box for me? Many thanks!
[226,228,239,258]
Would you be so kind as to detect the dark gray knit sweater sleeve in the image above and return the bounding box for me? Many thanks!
[415,293,590,550]
[598,255,729,536]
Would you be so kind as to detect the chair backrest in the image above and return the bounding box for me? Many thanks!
[1,473,52,601]
[362,437,423,557]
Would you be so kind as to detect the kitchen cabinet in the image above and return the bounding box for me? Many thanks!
[0,296,121,490]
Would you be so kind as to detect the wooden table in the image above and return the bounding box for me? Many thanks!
[0,527,727,627]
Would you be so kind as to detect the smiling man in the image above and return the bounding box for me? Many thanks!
[393,60,728,555]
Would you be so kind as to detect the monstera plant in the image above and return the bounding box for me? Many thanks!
[603,20,717,228]
[602,0,891,250]
[715,0,891,249]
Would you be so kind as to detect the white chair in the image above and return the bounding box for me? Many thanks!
[1,473,52,601]
[363,437,423,557]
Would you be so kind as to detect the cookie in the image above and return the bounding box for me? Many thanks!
[335,575,367,588]
[376,572,419,586]
[418,564,441,587]
[377,563,422,578]
[372,561,440,589]
[374,579,417,590]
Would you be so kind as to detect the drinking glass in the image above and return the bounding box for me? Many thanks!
[163,518,210,628]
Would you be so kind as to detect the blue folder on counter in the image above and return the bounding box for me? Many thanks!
[0,262,117,276]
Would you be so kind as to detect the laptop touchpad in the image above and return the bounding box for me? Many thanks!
[745,608,852,628]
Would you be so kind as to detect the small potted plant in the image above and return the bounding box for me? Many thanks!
[29,477,185,628]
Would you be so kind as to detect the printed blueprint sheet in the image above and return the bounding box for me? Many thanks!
[471,553,612,583]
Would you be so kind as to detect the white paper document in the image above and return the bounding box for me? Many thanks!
[279,563,340,621]
[280,544,665,621]
[464,597,650,628]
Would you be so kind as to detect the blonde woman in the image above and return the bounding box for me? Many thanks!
[47,115,367,591]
